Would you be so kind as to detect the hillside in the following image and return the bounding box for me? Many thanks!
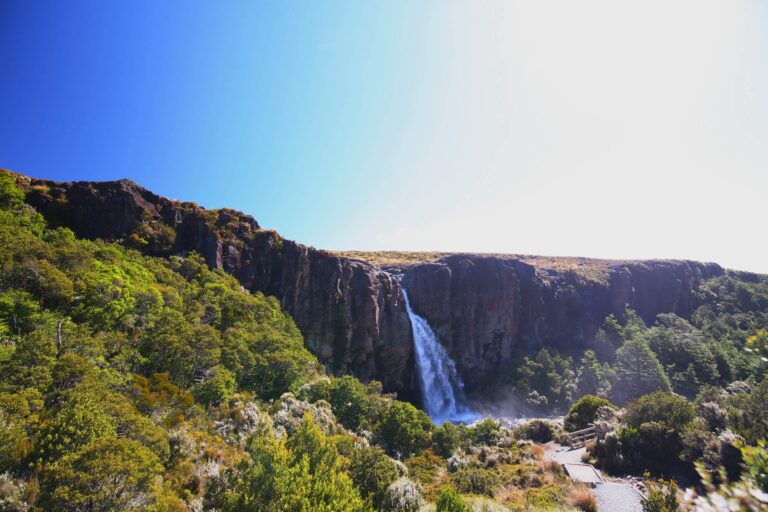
[9,171,767,405]
[0,171,586,511]
[1,171,767,511]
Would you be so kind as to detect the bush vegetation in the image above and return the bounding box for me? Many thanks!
[1,172,767,510]
[564,395,615,431]
[1,173,591,511]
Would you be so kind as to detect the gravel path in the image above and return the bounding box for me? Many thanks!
[593,482,644,512]
[564,463,603,484]
[546,444,587,465]
[543,443,644,512]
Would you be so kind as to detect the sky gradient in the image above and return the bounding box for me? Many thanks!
[1,1,767,272]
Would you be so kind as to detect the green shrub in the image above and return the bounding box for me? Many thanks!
[216,414,367,512]
[436,487,471,512]
[641,478,679,512]
[592,392,697,475]
[451,467,498,496]
[625,392,695,431]
[376,401,433,458]
[193,365,236,405]
[726,379,768,444]
[39,438,162,511]
[433,421,460,457]
[515,419,555,443]
[525,484,562,508]
[609,422,681,475]
[406,449,443,485]
[472,418,502,446]
[742,439,768,492]
[564,395,615,431]
[327,375,376,432]
[348,444,399,510]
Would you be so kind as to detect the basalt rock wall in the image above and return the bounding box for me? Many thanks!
[14,172,729,397]
[402,254,725,390]
[17,175,417,398]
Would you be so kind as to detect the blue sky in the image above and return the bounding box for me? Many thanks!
[1,1,767,272]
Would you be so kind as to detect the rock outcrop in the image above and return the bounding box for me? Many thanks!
[16,175,417,398]
[11,171,735,398]
[401,254,724,390]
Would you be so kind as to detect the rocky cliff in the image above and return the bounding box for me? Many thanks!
[14,174,417,399]
[400,254,725,390]
[10,171,735,398]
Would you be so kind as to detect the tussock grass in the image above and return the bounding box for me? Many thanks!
[566,485,598,512]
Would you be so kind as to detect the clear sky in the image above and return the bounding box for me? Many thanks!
[1,1,767,273]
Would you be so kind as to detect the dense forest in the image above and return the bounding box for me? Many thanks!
[0,172,766,511]
[497,281,768,414]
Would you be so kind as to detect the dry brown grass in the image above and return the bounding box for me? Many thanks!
[566,485,598,512]
[335,250,450,267]
[540,459,563,475]
[494,485,527,510]
[529,444,546,461]
[333,250,641,284]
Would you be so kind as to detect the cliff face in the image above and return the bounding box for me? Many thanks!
[14,172,732,399]
[401,255,724,390]
[19,176,417,398]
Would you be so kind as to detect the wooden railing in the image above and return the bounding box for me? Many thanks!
[569,424,596,448]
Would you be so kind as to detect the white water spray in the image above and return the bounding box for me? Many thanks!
[402,289,475,424]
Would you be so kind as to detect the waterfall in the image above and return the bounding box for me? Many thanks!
[402,289,475,425]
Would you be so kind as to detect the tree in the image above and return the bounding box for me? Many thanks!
[471,419,501,446]
[621,308,648,341]
[612,340,671,405]
[433,422,460,458]
[327,375,374,432]
[39,437,163,511]
[0,173,24,209]
[646,314,718,396]
[0,387,41,472]
[515,349,574,411]
[73,256,163,332]
[1,324,57,392]
[194,365,236,406]
[671,364,700,399]
[617,423,682,474]
[102,394,171,463]
[214,414,368,512]
[347,444,399,510]
[0,290,45,338]
[36,389,117,463]
[281,415,367,511]
[376,401,433,459]
[223,323,319,400]
[141,310,221,387]
[575,350,612,398]
[603,308,646,345]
